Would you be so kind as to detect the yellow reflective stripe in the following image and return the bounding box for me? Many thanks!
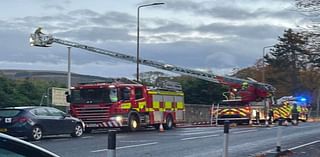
[239,111,246,117]
[147,91,184,96]
[153,101,160,109]
[239,109,249,116]
[146,108,154,112]
[139,101,146,109]
[121,103,131,109]
[177,102,184,109]
[165,102,172,109]
[297,106,302,112]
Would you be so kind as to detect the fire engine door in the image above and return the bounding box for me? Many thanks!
[134,87,146,111]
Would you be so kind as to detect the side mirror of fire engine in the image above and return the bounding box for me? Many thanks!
[65,91,71,103]
[66,95,71,103]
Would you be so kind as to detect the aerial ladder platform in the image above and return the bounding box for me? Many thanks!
[29,30,275,102]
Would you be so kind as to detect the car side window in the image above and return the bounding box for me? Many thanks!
[45,108,64,117]
[30,108,50,117]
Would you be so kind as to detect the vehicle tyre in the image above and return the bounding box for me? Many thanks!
[305,114,308,121]
[128,114,140,131]
[71,123,83,137]
[164,115,173,130]
[28,126,43,141]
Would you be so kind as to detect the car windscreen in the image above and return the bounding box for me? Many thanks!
[70,88,114,104]
[0,110,22,117]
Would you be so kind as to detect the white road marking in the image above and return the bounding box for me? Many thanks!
[91,142,158,153]
[81,136,93,139]
[180,129,210,133]
[181,130,222,136]
[232,129,257,134]
[180,134,219,141]
[117,142,158,150]
[296,125,320,129]
[119,140,153,143]
[263,140,320,153]
[288,140,320,150]
[51,138,68,141]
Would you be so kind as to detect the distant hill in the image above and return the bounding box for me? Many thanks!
[0,69,114,85]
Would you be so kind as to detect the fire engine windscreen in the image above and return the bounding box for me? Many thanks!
[70,88,118,104]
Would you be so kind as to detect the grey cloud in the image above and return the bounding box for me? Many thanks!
[198,23,285,39]
[68,9,100,18]
[89,12,135,28]
[56,27,134,42]
[44,4,66,11]
[145,22,192,33]
[156,0,297,20]
[4,10,135,42]
[139,34,273,70]
[0,1,296,76]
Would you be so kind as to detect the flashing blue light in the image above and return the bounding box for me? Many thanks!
[299,97,307,102]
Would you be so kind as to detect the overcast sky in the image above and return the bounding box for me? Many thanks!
[0,0,306,79]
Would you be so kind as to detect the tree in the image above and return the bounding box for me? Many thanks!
[265,29,308,95]
[174,76,227,105]
[295,0,320,69]
[138,71,169,86]
[136,71,226,105]
[296,0,320,14]
[0,76,65,107]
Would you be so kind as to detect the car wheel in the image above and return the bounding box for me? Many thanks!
[128,114,140,131]
[29,126,43,141]
[164,115,173,130]
[71,123,83,137]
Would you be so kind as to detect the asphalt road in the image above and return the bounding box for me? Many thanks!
[30,122,320,157]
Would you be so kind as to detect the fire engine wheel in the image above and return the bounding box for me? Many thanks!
[164,115,173,130]
[128,114,140,131]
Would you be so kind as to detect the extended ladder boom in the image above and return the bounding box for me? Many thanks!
[29,33,275,94]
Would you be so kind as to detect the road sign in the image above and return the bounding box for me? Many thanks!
[51,87,68,106]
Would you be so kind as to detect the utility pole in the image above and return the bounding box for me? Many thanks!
[262,45,273,126]
[136,2,165,81]
[317,88,320,118]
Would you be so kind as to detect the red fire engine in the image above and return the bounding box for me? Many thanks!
[66,80,184,132]
[211,81,274,125]
[30,29,276,128]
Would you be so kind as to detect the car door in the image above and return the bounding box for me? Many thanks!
[30,108,55,135]
[45,107,74,134]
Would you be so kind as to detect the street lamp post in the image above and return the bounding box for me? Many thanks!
[262,45,274,126]
[137,2,164,81]
[262,46,274,83]
[67,47,71,93]
[67,47,71,113]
